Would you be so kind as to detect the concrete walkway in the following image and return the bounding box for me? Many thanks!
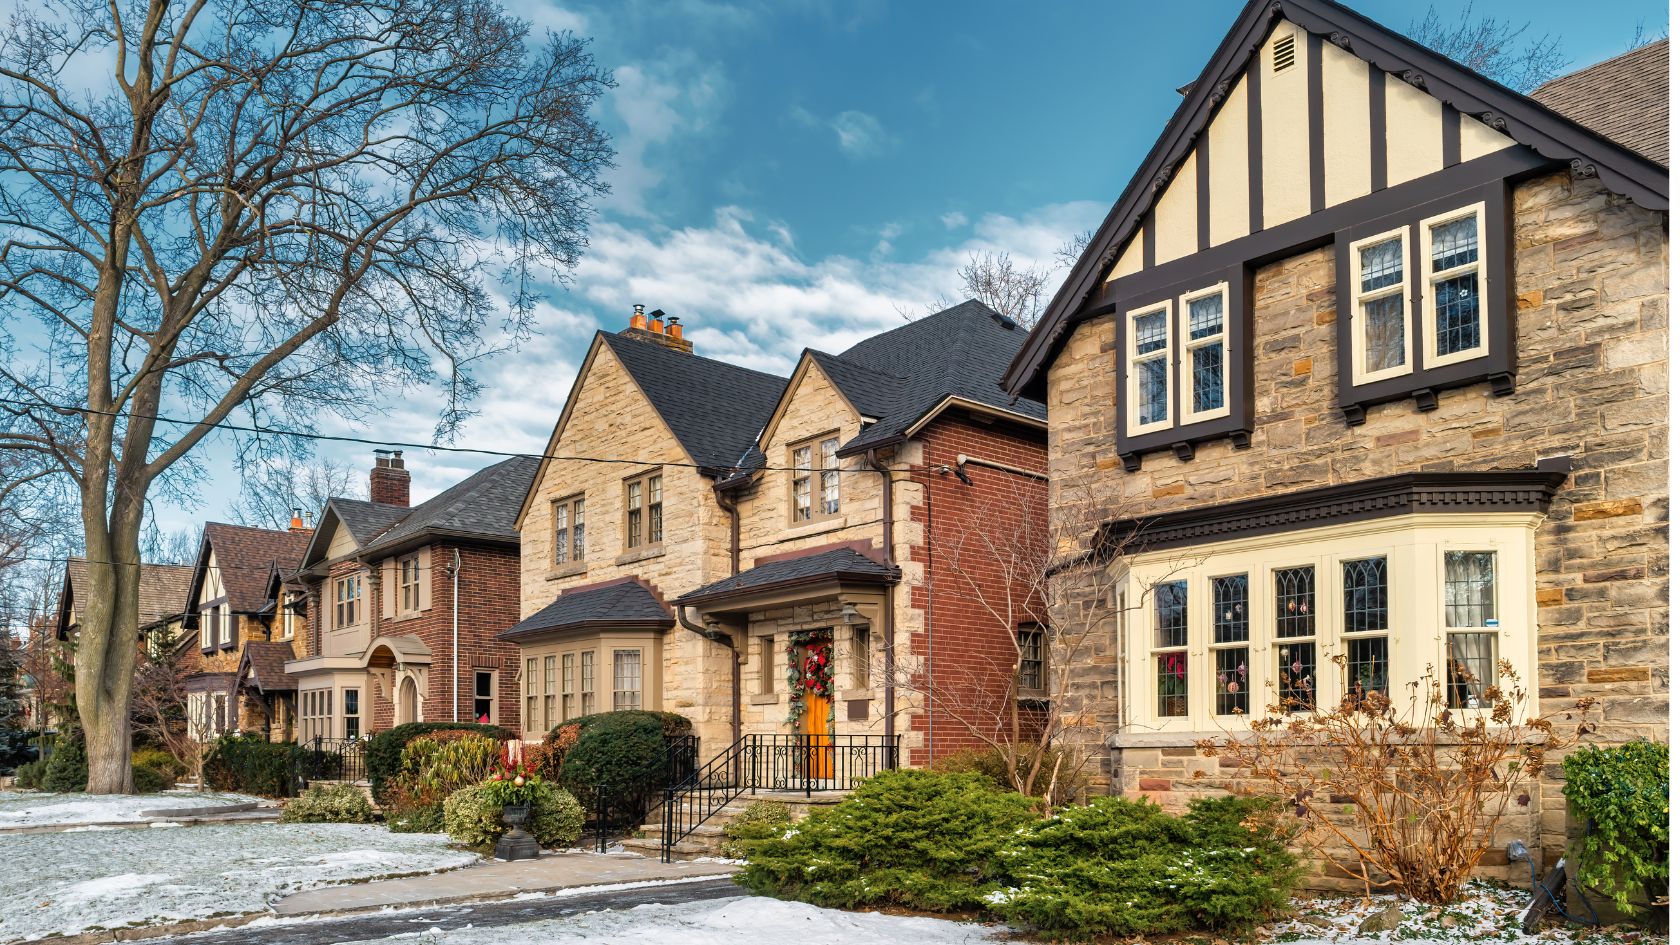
[273,849,739,915]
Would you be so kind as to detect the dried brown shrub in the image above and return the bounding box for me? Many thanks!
[1197,659,1593,904]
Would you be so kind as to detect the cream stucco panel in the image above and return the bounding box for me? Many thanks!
[1384,74,1446,185]
[1260,22,1311,228]
[1206,73,1251,247]
[1320,40,1373,207]
[1460,111,1517,161]
[1107,234,1144,282]
[1153,149,1198,265]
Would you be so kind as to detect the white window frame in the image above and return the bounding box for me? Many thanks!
[1177,282,1232,425]
[1120,516,1537,732]
[1348,225,1415,386]
[612,648,643,710]
[1124,301,1175,437]
[524,658,538,734]
[1420,202,1490,371]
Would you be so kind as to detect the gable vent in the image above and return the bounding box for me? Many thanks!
[1271,32,1297,72]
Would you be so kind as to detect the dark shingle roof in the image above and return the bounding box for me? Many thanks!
[328,499,411,546]
[824,300,1047,455]
[201,523,311,613]
[238,641,297,693]
[1534,40,1669,167]
[500,578,673,642]
[675,547,899,605]
[599,332,787,473]
[65,559,194,628]
[359,455,540,557]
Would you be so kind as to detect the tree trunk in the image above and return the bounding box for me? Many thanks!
[74,480,144,794]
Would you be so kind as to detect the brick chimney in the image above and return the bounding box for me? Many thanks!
[370,450,410,507]
[619,304,694,354]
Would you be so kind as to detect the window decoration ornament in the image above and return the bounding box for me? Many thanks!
[784,629,834,725]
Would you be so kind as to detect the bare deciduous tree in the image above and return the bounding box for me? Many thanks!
[1407,3,1568,93]
[0,0,614,790]
[130,637,205,784]
[229,454,364,530]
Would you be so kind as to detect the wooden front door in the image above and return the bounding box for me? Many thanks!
[796,637,834,781]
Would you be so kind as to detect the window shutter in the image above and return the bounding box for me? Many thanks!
[382,560,396,619]
[418,547,433,611]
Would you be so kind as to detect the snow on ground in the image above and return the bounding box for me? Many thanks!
[1265,881,1663,944]
[338,896,1024,945]
[0,822,476,943]
[0,790,260,829]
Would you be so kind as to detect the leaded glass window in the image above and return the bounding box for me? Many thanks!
[1353,233,1409,380]
[1428,210,1484,360]
[1184,290,1227,417]
[1274,566,1315,638]
[1444,551,1497,708]
[1274,566,1316,713]
[1130,307,1171,429]
[1153,580,1188,717]
[1210,574,1249,715]
[1342,557,1389,699]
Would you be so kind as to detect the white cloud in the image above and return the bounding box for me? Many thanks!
[828,110,890,159]
[603,54,727,216]
[940,211,968,230]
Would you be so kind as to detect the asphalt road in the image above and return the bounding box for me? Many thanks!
[134,877,744,945]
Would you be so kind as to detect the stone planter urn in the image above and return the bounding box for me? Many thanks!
[494,803,540,861]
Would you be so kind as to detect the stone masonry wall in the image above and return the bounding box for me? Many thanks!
[1044,171,1667,868]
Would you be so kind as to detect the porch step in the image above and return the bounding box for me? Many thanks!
[619,835,717,859]
[639,789,855,860]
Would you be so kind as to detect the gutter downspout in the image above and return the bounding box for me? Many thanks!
[448,549,461,723]
[866,448,896,752]
[677,606,741,748]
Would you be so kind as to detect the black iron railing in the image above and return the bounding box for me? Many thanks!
[588,733,701,852]
[660,734,899,861]
[292,736,367,790]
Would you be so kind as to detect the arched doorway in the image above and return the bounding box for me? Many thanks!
[397,676,419,725]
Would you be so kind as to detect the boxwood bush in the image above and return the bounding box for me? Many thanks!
[203,734,298,797]
[736,770,1040,912]
[282,783,378,823]
[554,710,692,826]
[442,781,585,852]
[365,722,513,800]
[989,795,1300,939]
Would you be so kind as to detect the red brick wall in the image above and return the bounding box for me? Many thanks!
[907,415,1049,766]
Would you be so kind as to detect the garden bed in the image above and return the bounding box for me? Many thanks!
[1266,881,1663,945]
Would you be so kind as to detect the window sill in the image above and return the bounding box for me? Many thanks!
[614,545,665,567]
[748,692,781,706]
[781,517,850,541]
[837,688,873,702]
[546,561,588,581]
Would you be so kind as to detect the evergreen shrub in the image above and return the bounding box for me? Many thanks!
[1563,739,1669,913]
[42,732,88,792]
[364,722,512,800]
[282,782,377,823]
[202,734,298,797]
[554,710,691,825]
[720,801,793,859]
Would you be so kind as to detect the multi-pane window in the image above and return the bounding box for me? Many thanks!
[334,574,362,628]
[524,658,538,731]
[1152,581,1189,717]
[1127,305,1172,434]
[1443,551,1497,709]
[474,670,495,723]
[343,688,361,740]
[544,655,558,730]
[1342,557,1390,699]
[1351,230,1410,383]
[200,607,215,648]
[1180,286,1228,422]
[553,495,586,564]
[1016,625,1046,694]
[1274,566,1316,712]
[791,437,841,522]
[1424,207,1486,366]
[1210,575,1249,716]
[559,654,574,723]
[625,473,662,548]
[580,651,596,715]
[217,604,232,646]
[399,555,422,613]
[612,649,642,710]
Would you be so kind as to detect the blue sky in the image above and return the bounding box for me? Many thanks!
[153,0,1666,534]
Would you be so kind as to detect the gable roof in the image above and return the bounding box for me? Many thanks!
[193,523,311,613]
[236,641,298,693]
[499,578,674,642]
[1002,0,1670,399]
[674,547,899,606]
[58,559,194,638]
[1533,39,1668,167]
[357,455,540,558]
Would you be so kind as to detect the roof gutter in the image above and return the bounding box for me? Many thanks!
[866,448,897,751]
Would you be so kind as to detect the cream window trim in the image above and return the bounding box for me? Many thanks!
[1177,282,1232,425]
[1115,514,1539,733]
[1348,225,1414,386]
[1124,301,1175,438]
[788,434,842,525]
[1419,202,1490,371]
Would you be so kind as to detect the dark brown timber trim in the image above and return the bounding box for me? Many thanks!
[1142,209,1156,269]
[1369,63,1387,191]
[1195,133,1211,252]
[1442,101,1461,167]
[1307,33,1326,213]
[1246,56,1264,233]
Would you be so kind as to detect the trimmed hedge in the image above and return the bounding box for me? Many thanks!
[203,734,299,797]
[283,783,378,823]
[553,710,692,825]
[365,722,513,800]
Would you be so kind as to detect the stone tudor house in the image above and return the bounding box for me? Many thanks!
[284,452,538,741]
[503,303,1048,766]
[998,0,1666,872]
[55,558,193,653]
[178,522,313,742]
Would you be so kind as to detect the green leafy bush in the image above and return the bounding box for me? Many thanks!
[13,758,46,789]
[736,770,1039,912]
[555,710,691,825]
[131,747,183,789]
[381,733,504,834]
[42,732,88,792]
[203,734,299,797]
[1563,739,1669,912]
[282,783,378,823]
[130,762,169,794]
[989,795,1299,939]
[720,801,793,859]
[364,722,513,800]
[442,781,585,851]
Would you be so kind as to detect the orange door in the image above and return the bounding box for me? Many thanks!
[797,640,834,781]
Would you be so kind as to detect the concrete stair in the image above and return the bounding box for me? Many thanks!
[620,790,851,860]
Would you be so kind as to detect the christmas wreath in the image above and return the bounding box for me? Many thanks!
[785,630,834,725]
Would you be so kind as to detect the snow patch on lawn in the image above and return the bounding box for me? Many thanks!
[337,896,1023,944]
[0,822,475,943]
[0,790,259,828]
[1264,881,1662,944]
